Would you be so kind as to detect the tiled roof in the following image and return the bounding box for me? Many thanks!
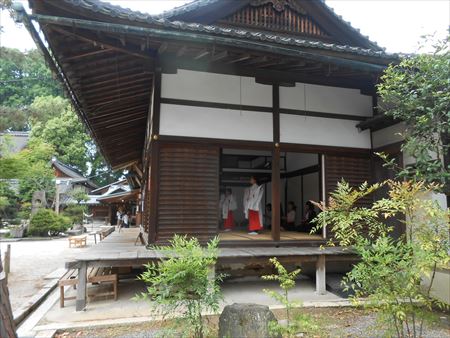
[156,0,220,19]
[62,0,398,59]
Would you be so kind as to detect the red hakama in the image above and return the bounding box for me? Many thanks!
[248,209,262,231]
[224,210,235,229]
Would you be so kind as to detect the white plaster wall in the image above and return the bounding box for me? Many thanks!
[280,114,371,148]
[162,69,272,107]
[280,83,372,117]
[160,104,273,142]
[372,122,405,149]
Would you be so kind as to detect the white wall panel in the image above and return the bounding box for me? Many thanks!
[160,104,273,142]
[280,114,371,148]
[372,123,405,148]
[280,82,372,117]
[162,69,272,106]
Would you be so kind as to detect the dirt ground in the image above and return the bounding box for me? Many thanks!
[56,307,450,338]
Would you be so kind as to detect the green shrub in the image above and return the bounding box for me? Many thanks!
[63,204,86,225]
[29,208,71,236]
[313,180,450,337]
[262,258,319,337]
[136,235,223,338]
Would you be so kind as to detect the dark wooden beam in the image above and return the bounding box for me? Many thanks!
[48,26,153,60]
[271,84,281,242]
[226,54,252,64]
[211,50,228,62]
[62,47,112,61]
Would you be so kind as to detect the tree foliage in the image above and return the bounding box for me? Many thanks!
[0,48,62,109]
[31,100,91,174]
[137,235,223,338]
[377,36,450,195]
[313,180,450,337]
[0,139,55,202]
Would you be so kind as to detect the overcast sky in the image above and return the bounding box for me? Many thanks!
[0,0,449,53]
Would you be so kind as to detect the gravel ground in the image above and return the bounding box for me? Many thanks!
[56,307,450,338]
[0,224,102,311]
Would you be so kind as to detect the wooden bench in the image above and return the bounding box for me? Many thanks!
[68,235,87,248]
[59,269,79,308]
[87,267,118,301]
[99,226,115,241]
[59,267,118,307]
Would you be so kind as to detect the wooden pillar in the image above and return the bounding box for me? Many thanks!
[315,255,326,295]
[76,262,87,311]
[148,60,161,244]
[271,84,281,241]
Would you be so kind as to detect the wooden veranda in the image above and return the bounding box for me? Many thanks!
[66,228,355,311]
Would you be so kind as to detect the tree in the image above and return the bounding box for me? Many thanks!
[12,140,55,202]
[29,96,118,184]
[0,48,62,109]
[68,187,89,205]
[28,95,69,125]
[0,106,28,132]
[31,102,91,174]
[377,36,450,197]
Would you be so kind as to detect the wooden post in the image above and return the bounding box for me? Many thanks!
[76,262,87,311]
[315,255,326,295]
[271,84,281,241]
[148,60,161,244]
[4,244,11,278]
[0,251,17,338]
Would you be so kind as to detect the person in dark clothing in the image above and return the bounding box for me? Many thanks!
[300,201,317,233]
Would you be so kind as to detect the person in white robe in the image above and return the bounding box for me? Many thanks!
[245,176,264,234]
[222,188,237,231]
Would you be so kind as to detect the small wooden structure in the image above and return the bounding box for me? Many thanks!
[68,235,87,248]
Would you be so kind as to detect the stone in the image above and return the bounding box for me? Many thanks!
[31,191,46,215]
[218,303,280,338]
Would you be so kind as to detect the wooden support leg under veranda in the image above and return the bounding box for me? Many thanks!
[315,255,326,295]
[76,262,87,311]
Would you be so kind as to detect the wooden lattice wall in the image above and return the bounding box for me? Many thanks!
[220,1,329,37]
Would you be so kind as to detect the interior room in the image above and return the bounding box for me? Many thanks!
[218,148,323,242]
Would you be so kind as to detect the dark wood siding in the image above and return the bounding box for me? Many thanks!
[325,154,373,207]
[156,143,220,244]
[324,154,373,239]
